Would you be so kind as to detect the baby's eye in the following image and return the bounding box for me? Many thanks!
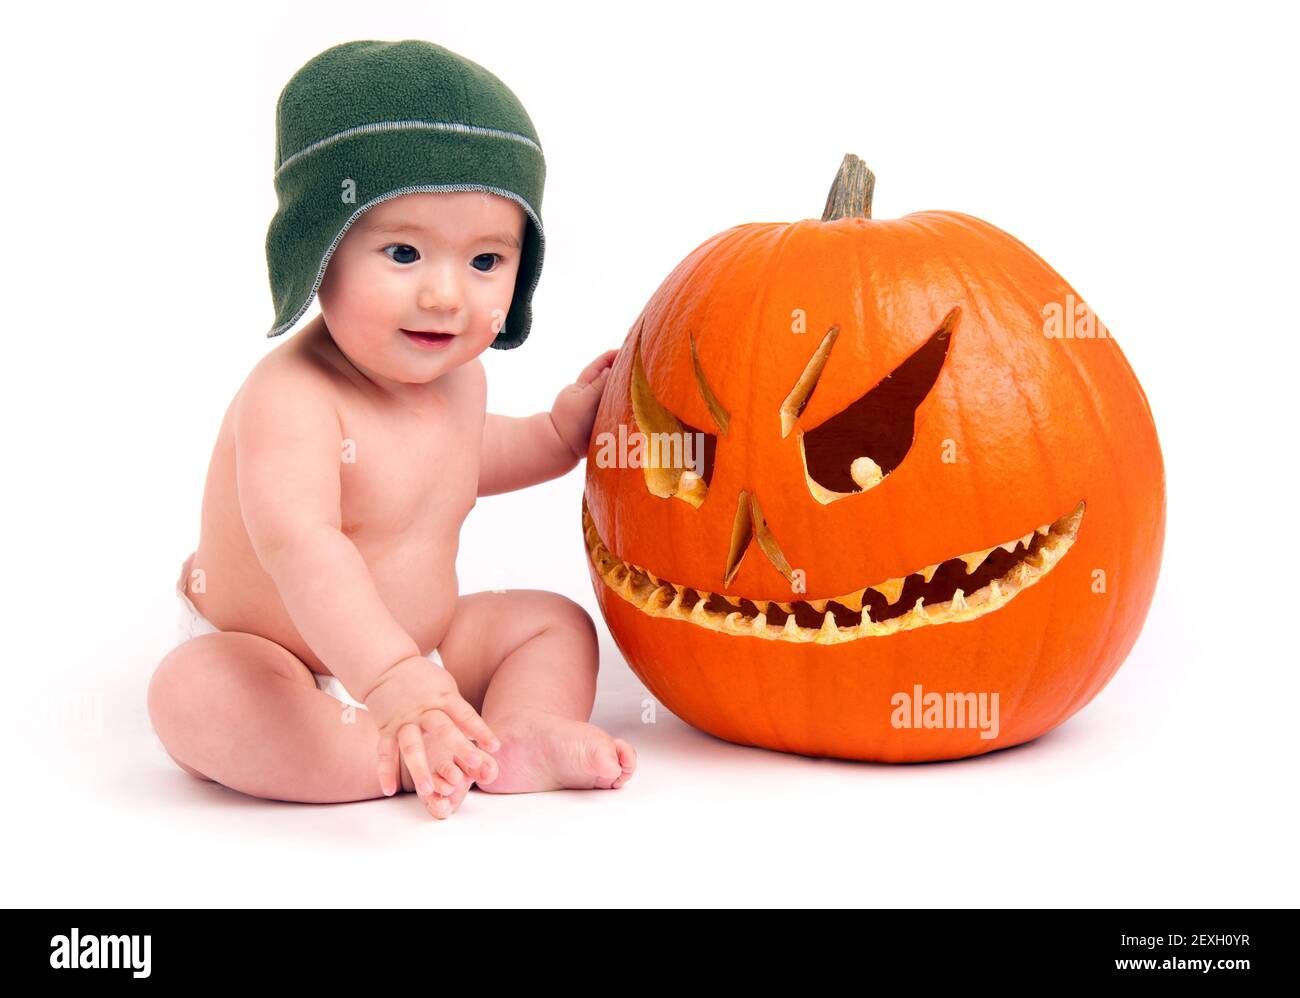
[383,244,419,265]
[471,253,501,273]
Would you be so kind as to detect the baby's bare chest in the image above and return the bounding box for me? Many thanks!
[336,396,483,542]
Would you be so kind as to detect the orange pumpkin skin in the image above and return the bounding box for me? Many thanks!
[582,169,1165,763]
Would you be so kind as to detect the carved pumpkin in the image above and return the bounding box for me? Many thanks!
[582,155,1165,762]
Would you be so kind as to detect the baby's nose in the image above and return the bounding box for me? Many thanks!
[416,265,464,311]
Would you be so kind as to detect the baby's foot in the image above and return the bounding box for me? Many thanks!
[478,707,637,794]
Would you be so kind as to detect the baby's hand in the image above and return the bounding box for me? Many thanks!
[363,656,501,816]
[550,349,618,459]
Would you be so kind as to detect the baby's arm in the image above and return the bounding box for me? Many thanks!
[232,369,421,702]
[478,411,582,496]
[478,350,617,496]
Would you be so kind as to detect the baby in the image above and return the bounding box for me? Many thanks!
[148,40,635,819]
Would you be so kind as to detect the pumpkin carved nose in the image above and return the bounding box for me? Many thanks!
[722,490,795,589]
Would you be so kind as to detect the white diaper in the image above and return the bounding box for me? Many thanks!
[174,552,445,710]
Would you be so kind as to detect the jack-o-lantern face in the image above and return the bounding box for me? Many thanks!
[583,157,1164,763]
[590,303,1086,640]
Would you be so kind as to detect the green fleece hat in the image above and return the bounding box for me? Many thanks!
[265,39,545,349]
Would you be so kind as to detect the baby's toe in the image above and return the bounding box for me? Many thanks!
[610,739,637,788]
[590,735,634,790]
[471,753,500,788]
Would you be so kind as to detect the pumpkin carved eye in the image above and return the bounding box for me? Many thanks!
[629,329,724,507]
[784,307,960,503]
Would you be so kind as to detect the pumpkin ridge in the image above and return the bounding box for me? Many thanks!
[990,253,1142,726]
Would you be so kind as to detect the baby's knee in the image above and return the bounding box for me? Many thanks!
[540,592,598,642]
[147,634,256,743]
[147,644,196,726]
[147,646,214,780]
[515,591,599,664]
[148,643,208,743]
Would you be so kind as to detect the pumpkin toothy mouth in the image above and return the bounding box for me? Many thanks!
[581,498,1085,642]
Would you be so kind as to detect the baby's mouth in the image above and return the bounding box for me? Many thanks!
[402,329,456,347]
[582,497,1085,642]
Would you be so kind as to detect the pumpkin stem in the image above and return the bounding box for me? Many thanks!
[822,153,875,221]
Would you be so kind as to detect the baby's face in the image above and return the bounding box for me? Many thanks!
[317,190,526,383]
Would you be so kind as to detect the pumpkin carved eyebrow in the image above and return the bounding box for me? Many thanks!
[689,332,730,436]
[780,325,841,438]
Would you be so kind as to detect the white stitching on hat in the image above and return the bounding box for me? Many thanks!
[276,119,542,174]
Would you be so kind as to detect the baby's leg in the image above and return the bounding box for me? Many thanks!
[148,631,421,804]
[438,590,637,795]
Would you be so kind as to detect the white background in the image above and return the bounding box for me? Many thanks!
[3,0,1296,907]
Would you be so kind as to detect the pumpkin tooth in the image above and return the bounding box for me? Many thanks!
[869,577,906,605]
[988,579,1003,603]
[849,456,884,491]
[808,598,829,613]
[645,585,674,615]
[1020,531,1035,550]
[782,614,804,640]
[906,596,929,625]
[1037,523,1051,536]
[676,470,707,506]
[750,612,768,635]
[751,599,770,613]
[1030,544,1059,570]
[837,587,867,612]
[950,588,969,613]
[723,611,746,633]
[665,589,685,616]
[919,563,941,584]
[616,570,639,602]
[776,601,795,613]
[720,593,743,608]
[690,599,712,625]
[644,568,661,586]
[814,611,840,644]
[959,547,996,574]
[999,539,1020,555]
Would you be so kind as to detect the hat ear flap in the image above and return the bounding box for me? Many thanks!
[492,214,545,350]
